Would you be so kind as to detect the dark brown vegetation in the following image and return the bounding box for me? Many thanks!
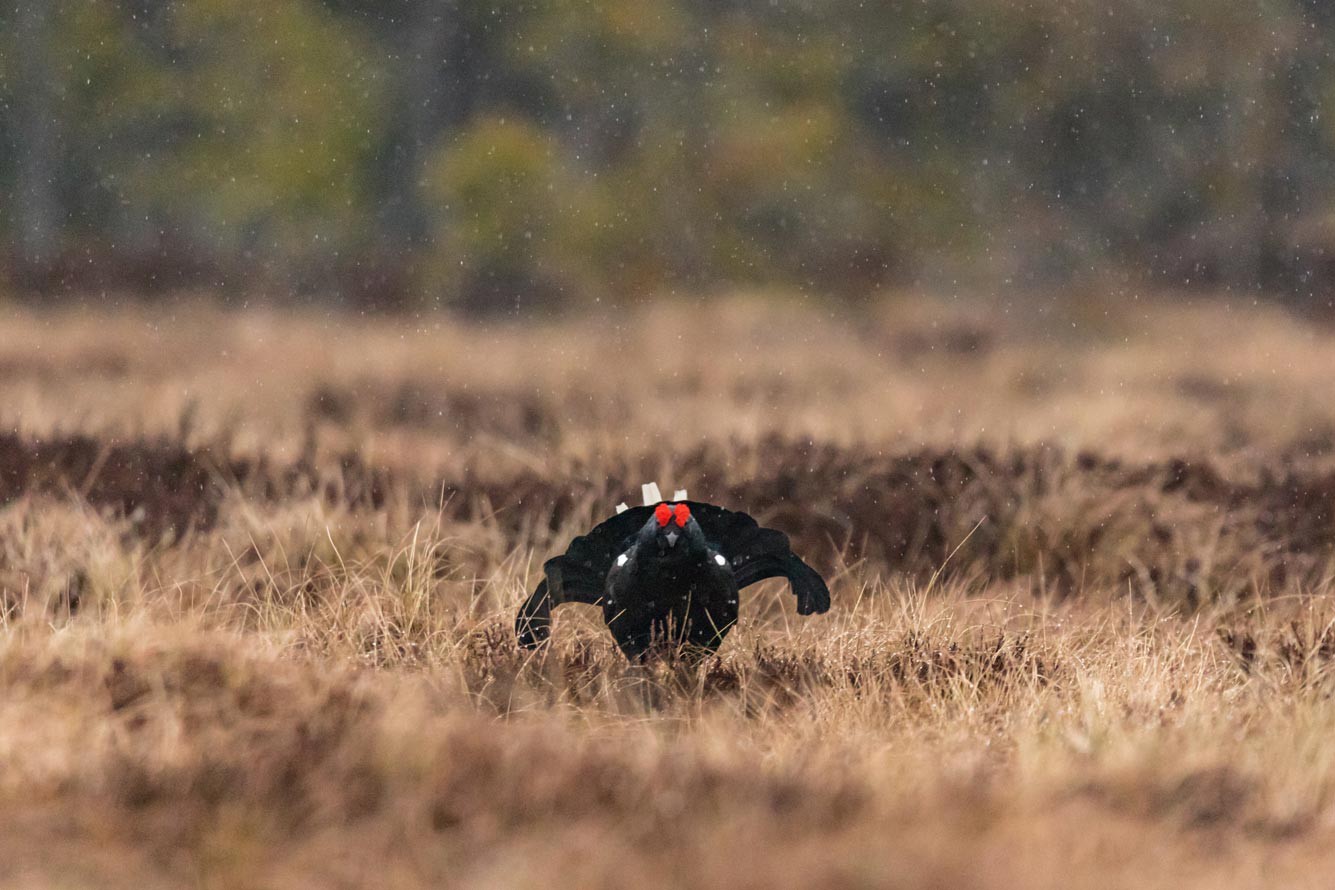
[1,296,1334,888]
[5,426,1334,607]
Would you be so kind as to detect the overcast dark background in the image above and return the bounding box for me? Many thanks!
[3,0,1335,314]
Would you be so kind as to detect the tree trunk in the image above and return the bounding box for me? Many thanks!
[11,0,62,271]
[376,0,470,248]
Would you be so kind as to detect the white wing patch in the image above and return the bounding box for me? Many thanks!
[616,553,629,567]
[714,553,728,566]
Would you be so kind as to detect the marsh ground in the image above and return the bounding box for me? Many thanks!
[1,294,1335,888]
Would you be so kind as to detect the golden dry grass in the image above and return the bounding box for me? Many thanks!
[1,293,1334,888]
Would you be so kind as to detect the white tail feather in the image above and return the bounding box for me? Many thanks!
[641,482,663,505]
[673,489,688,501]
[614,502,629,514]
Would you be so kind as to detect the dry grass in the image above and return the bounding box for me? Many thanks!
[0,293,1334,888]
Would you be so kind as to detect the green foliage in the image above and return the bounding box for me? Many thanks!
[423,116,589,310]
[2,0,382,290]
[160,0,385,253]
[3,0,1335,308]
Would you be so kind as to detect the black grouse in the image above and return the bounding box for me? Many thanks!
[516,494,830,659]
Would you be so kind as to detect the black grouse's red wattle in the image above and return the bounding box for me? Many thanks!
[516,499,831,659]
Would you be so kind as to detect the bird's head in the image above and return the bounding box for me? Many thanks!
[635,502,703,562]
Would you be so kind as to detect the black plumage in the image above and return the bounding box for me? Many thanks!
[516,500,830,659]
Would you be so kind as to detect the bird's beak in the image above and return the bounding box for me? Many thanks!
[665,531,680,548]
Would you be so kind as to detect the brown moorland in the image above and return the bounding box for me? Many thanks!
[0,294,1334,888]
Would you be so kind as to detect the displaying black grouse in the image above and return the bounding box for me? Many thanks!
[516,491,830,659]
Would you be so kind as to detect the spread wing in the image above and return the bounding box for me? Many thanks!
[516,505,653,649]
[517,501,830,648]
[547,505,658,603]
[688,503,831,616]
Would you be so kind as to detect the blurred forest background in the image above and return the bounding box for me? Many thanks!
[3,0,1335,314]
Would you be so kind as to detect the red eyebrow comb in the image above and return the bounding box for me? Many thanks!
[654,503,673,526]
[673,503,690,527]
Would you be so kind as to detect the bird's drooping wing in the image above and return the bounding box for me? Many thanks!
[684,502,831,615]
[545,505,658,602]
[516,506,655,648]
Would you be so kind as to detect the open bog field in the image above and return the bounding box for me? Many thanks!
[1,294,1335,888]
